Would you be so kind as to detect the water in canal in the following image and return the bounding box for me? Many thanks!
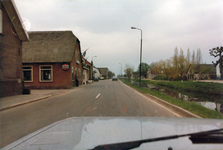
[131,81,223,113]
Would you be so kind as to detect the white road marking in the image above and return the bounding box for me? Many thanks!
[120,81,182,117]
[95,93,101,99]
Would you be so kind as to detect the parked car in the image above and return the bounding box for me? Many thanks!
[100,77,104,80]
[94,77,99,81]
[112,76,118,81]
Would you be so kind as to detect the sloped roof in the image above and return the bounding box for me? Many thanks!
[93,67,101,74]
[98,68,108,76]
[2,0,29,41]
[22,31,78,63]
[194,64,215,73]
[187,64,215,74]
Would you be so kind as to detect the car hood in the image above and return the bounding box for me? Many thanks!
[2,117,223,150]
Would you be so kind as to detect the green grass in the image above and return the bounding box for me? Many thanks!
[138,80,223,95]
[121,79,223,119]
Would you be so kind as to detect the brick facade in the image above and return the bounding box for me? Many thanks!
[70,41,83,87]
[22,31,83,89]
[23,62,83,89]
[0,2,28,97]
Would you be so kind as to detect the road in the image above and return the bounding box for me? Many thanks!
[0,80,179,148]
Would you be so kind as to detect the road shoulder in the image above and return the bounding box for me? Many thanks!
[119,80,202,118]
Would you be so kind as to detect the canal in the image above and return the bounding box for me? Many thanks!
[130,80,223,113]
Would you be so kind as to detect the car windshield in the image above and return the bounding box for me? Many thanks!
[0,0,223,149]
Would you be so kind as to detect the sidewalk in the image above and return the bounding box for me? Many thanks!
[0,89,71,111]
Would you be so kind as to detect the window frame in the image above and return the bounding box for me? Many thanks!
[78,68,81,81]
[0,10,2,34]
[39,65,53,82]
[72,66,74,81]
[22,66,33,82]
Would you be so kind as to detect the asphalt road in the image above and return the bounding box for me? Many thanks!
[0,80,179,148]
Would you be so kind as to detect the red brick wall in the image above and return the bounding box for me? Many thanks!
[85,60,92,80]
[23,39,84,89]
[0,3,23,97]
[23,63,73,89]
[70,41,83,86]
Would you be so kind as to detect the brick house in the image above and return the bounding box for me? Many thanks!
[93,67,101,78]
[82,57,92,84]
[0,0,29,97]
[98,68,108,79]
[22,31,83,89]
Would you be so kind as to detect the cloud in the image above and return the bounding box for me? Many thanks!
[14,0,223,75]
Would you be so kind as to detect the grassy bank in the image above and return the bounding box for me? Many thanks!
[138,80,223,95]
[121,79,223,119]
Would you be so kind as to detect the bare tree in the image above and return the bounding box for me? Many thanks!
[186,48,190,63]
[173,47,179,71]
[191,50,195,65]
[196,48,202,64]
[209,46,223,79]
[108,70,115,79]
[178,48,187,77]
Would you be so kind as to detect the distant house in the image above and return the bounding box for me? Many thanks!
[0,0,29,97]
[216,63,221,79]
[22,31,83,89]
[147,69,157,79]
[186,64,215,80]
[93,67,101,78]
[98,68,108,79]
[82,57,92,84]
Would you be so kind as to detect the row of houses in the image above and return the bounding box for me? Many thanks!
[0,1,108,97]
[147,64,217,80]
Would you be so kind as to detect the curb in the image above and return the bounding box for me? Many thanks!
[145,94,202,118]
[120,80,202,118]
[0,95,51,111]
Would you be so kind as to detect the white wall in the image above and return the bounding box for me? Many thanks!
[216,64,220,78]
[0,10,2,34]
[93,68,100,78]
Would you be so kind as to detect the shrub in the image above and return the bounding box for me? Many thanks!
[153,75,168,80]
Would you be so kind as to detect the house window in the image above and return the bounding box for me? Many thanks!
[40,65,53,82]
[72,66,74,81]
[0,10,2,34]
[22,66,33,82]
[78,68,81,80]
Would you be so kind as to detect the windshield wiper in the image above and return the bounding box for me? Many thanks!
[89,128,223,150]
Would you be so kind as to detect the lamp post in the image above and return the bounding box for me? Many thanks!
[131,27,142,86]
[119,63,122,79]
[91,56,97,82]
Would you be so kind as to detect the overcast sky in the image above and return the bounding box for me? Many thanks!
[14,0,223,76]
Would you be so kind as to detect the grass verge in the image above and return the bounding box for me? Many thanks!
[139,79,223,95]
[121,79,223,119]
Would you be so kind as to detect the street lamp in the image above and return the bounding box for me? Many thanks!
[131,26,142,86]
[119,63,122,79]
[91,56,97,82]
